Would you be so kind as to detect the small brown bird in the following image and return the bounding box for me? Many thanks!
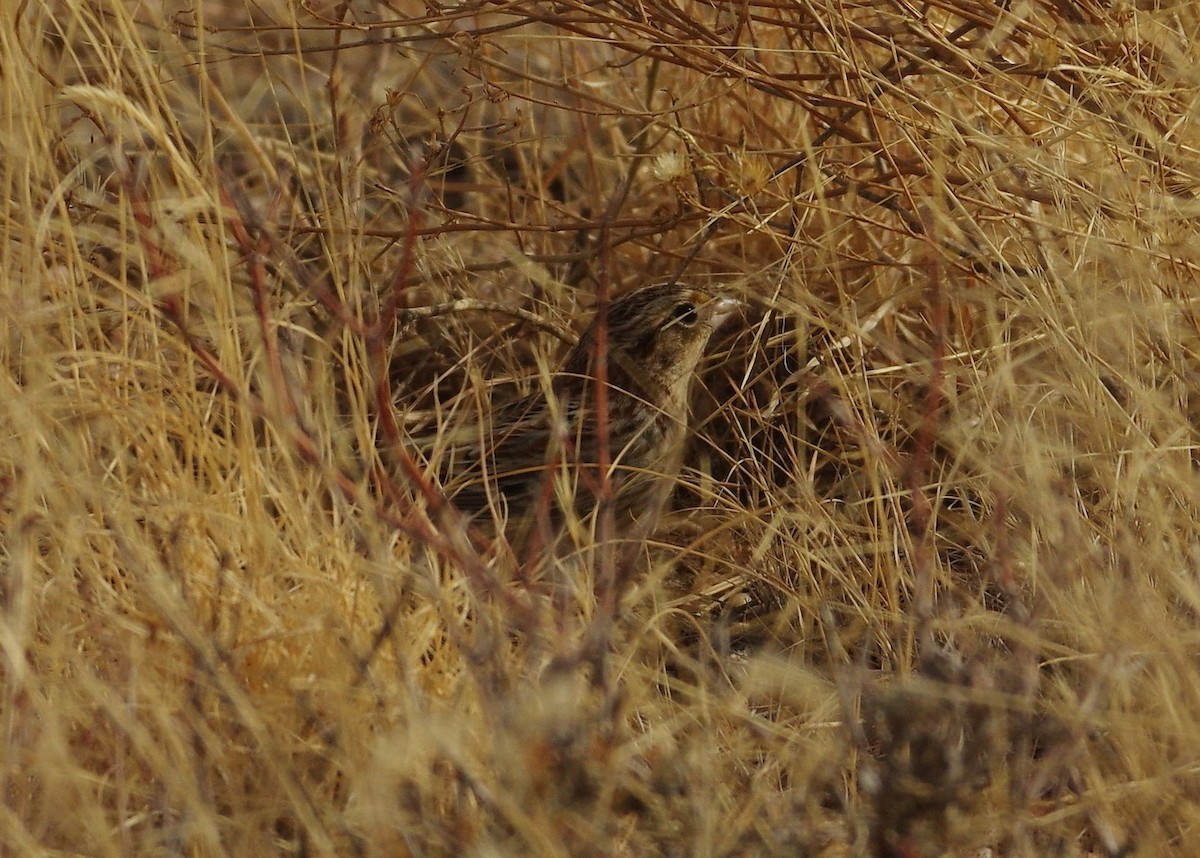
[439,284,740,544]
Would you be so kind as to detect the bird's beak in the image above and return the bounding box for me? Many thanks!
[707,295,745,329]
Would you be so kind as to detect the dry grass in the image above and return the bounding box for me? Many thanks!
[5,0,1200,854]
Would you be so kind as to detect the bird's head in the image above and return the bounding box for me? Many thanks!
[565,284,741,401]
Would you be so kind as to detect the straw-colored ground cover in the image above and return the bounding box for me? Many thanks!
[5,0,1200,853]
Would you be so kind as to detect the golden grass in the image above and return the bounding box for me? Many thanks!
[5,0,1200,853]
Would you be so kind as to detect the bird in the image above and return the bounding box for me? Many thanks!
[432,283,741,548]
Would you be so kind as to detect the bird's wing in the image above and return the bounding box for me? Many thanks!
[439,392,556,517]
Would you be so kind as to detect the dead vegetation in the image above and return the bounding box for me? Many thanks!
[4,0,1200,853]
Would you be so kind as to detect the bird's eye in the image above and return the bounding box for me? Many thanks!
[669,302,698,327]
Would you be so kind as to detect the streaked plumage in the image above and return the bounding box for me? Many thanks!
[439,284,739,542]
